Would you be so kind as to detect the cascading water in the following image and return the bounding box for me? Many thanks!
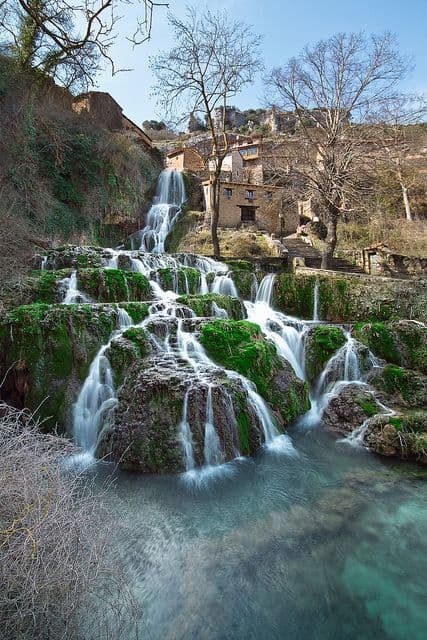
[61,270,90,304]
[72,308,132,460]
[313,278,320,321]
[139,169,187,253]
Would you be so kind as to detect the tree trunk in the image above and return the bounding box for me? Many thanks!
[211,175,221,259]
[321,209,338,270]
[401,183,413,221]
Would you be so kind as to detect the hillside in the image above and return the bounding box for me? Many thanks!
[0,57,162,285]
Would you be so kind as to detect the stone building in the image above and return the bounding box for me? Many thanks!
[72,91,153,150]
[202,180,298,236]
[166,147,205,172]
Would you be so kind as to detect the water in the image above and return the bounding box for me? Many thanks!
[93,429,427,640]
[72,308,132,457]
[61,270,90,304]
[313,277,320,321]
[139,169,186,253]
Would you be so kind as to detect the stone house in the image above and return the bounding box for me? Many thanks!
[166,147,205,172]
[202,180,299,236]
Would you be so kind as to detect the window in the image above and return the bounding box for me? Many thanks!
[240,206,256,222]
[246,189,254,200]
[224,188,233,199]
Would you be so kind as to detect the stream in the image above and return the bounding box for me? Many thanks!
[60,169,426,639]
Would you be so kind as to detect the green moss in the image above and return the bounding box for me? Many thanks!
[76,268,151,302]
[0,303,119,430]
[236,408,250,456]
[305,325,347,383]
[225,260,255,272]
[122,328,148,357]
[389,417,403,430]
[354,322,401,365]
[227,269,257,299]
[119,302,149,324]
[273,274,315,319]
[177,293,245,320]
[157,267,201,295]
[200,320,278,399]
[357,399,380,417]
[379,365,413,403]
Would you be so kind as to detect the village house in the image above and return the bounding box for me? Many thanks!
[165,147,205,172]
[202,180,299,237]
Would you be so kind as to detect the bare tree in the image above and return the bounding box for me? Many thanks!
[0,402,140,639]
[0,0,167,90]
[374,95,427,221]
[267,32,409,268]
[150,7,262,258]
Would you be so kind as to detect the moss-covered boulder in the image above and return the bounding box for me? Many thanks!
[177,293,247,320]
[76,268,151,302]
[368,365,427,408]
[199,320,310,426]
[364,411,427,463]
[98,350,268,472]
[322,384,385,435]
[39,245,110,270]
[354,320,427,374]
[304,326,347,384]
[225,261,258,300]
[0,302,148,430]
[155,267,201,294]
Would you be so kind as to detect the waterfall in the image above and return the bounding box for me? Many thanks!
[61,271,90,304]
[313,278,320,321]
[255,274,275,305]
[211,274,238,297]
[203,386,223,466]
[179,390,196,472]
[72,309,132,458]
[139,170,187,253]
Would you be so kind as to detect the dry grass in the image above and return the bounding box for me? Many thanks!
[337,217,427,257]
[171,217,277,258]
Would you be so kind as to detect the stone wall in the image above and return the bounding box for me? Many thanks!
[72,92,123,130]
[336,247,427,277]
[286,266,427,322]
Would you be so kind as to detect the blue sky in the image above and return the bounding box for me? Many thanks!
[97,0,427,125]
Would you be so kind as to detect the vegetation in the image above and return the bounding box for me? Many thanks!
[0,57,161,286]
[200,319,310,425]
[0,402,138,640]
[177,293,246,319]
[305,326,347,383]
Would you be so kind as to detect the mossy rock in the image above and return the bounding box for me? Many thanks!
[177,293,247,320]
[156,267,201,294]
[0,303,124,430]
[368,365,427,408]
[199,319,310,426]
[118,302,150,324]
[322,383,384,435]
[42,245,107,270]
[76,268,152,302]
[106,327,149,389]
[1,269,73,309]
[304,325,347,384]
[354,320,426,374]
[227,268,258,300]
[273,274,315,319]
[364,410,427,463]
